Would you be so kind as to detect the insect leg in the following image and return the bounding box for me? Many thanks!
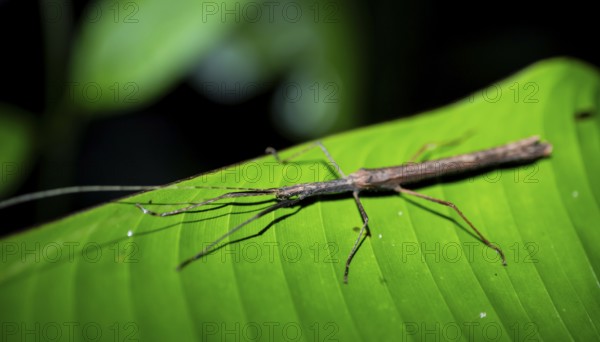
[177,198,302,270]
[394,185,507,266]
[344,190,370,283]
[408,131,475,163]
[136,190,277,217]
[266,141,346,178]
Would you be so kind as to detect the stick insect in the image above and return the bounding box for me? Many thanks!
[140,135,551,283]
[0,136,552,283]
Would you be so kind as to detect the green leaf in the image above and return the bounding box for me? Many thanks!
[2,58,599,341]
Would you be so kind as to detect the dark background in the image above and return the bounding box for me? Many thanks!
[1,0,599,233]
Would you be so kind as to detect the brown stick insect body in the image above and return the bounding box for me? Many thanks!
[136,136,552,283]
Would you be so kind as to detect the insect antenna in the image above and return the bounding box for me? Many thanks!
[0,185,278,210]
[135,189,279,217]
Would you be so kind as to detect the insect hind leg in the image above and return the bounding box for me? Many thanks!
[394,185,507,266]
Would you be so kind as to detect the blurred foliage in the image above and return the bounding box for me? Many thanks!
[0,0,364,217]
[0,105,35,197]
[69,0,363,137]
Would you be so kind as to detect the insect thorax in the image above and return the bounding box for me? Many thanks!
[275,179,354,200]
